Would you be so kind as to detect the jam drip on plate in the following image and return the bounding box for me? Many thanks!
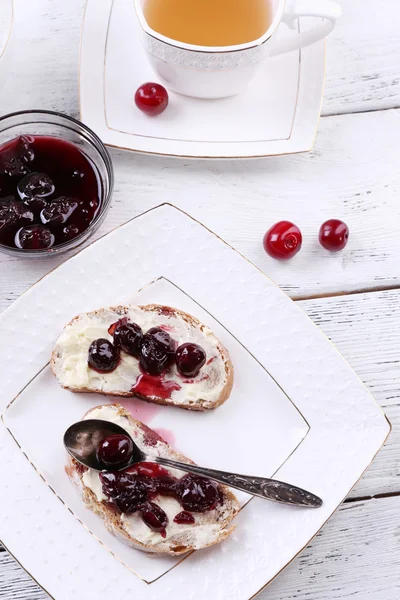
[99,463,223,537]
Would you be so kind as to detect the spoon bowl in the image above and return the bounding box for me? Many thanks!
[64,419,145,471]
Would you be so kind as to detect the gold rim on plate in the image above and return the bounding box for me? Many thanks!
[0,203,392,599]
[79,0,326,158]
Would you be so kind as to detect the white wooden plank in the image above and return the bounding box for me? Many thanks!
[2,497,400,600]
[299,289,400,409]
[299,289,400,499]
[0,549,48,599]
[1,108,400,307]
[259,497,400,600]
[324,0,400,115]
[0,1,399,598]
[0,0,84,119]
[346,403,399,500]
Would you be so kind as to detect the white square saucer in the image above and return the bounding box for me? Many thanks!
[80,0,326,158]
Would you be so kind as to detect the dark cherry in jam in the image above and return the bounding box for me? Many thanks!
[97,434,134,470]
[100,471,149,513]
[99,460,222,534]
[173,511,195,525]
[0,197,33,236]
[139,327,175,376]
[0,135,100,249]
[179,474,220,512]
[15,224,54,250]
[109,318,143,358]
[140,502,168,537]
[88,339,119,372]
[175,342,206,377]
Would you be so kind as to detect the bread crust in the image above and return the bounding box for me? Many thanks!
[66,404,239,555]
[51,304,234,411]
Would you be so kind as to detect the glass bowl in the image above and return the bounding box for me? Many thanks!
[0,109,114,256]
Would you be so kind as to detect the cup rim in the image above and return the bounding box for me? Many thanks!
[133,0,286,54]
[0,109,114,257]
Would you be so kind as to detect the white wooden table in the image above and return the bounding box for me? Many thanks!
[1,1,400,598]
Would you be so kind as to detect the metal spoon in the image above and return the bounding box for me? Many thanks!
[64,419,322,508]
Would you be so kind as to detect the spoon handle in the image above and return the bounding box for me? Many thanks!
[156,457,322,508]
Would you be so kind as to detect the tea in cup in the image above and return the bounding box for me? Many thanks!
[134,0,341,98]
[143,0,273,48]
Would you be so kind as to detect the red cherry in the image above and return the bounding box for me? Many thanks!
[175,343,206,377]
[97,434,134,470]
[263,221,302,260]
[140,502,168,536]
[173,511,195,525]
[319,219,349,251]
[134,83,169,116]
[15,224,54,250]
[178,474,220,512]
[88,339,119,372]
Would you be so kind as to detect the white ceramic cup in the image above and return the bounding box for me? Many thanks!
[134,0,341,99]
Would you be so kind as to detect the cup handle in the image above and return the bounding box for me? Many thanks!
[270,0,341,57]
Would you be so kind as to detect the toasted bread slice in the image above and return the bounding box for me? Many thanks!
[51,304,233,410]
[66,404,239,555]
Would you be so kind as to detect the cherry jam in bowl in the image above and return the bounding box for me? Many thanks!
[0,110,113,256]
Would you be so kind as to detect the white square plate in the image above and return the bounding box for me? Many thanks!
[3,276,308,582]
[0,204,390,600]
[80,0,326,158]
